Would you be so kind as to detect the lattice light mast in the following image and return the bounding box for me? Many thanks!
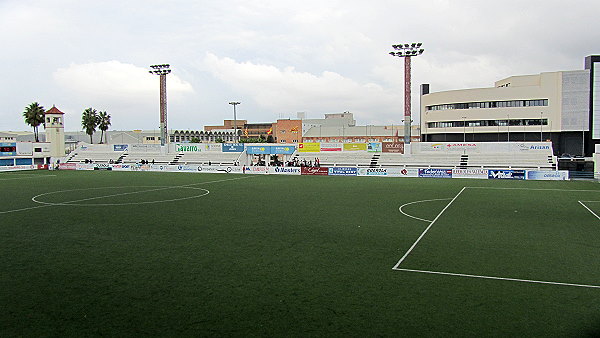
[389,43,424,149]
[149,64,171,146]
[229,102,241,142]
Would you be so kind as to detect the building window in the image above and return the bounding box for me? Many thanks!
[427,99,549,111]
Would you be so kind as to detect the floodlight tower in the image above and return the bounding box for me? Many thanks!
[149,64,171,146]
[389,43,424,152]
[229,101,241,142]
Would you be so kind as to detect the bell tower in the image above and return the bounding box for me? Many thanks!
[44,105,65,158]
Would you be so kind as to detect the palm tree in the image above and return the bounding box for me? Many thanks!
[98,111,111,144]
[23,102,45,142]
[81,107,99,143]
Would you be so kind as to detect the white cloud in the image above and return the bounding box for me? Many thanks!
[202,53,404,124]
[53,61,193,100]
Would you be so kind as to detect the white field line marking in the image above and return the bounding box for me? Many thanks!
[32,186,210,206]
[579,201,600,220]
[467,186,600,193]
[1,175,255,214]
[394,268,600,289]
[0,174,56,181]
[392,187,466,270]
[398,198,452,223]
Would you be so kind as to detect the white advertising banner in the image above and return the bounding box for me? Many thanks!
[0,165,36,171]
[452,169,489,179]
[526,170,569,180]
[268,167,302,175]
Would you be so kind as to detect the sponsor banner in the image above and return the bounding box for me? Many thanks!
[367,142,382,152]
[299,143,320,152]
[177,164,203,172]
[248,166,269,174]
[130,144,161,152]
[268,167,302,175]
[526,170,569,180]
[113,144,128,152]
[419,168,452,178]
[58,163,77,170]
[222,143,245,152]
[76,163,95,170]
[386,168,419,177]
[203,144,222,152]
[328,167,358,176]
[452,168,488,179]
[246,146,271,155]
[417,142,553,154]
[382,142,404,153]
[320,143,342,152]
[357,168,388,176]
[488,170,525,180]
[272,146,296,155]
[110,164,131,171]
[0,165,36,171]
[515,143,552,152]
[301,167,329,175]
[93,163,112,170]
[176,143,201,152]
[16,142,33,155]
[343,143,367,151]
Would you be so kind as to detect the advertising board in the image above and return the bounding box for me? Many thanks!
[526,170,569,180]
[248,166,269,174]
[93,163,112,170]
[0,165,36,171]
[419,168,452,178]
[110,164,131,171]
[272,146,296,154]
[301,167,329,175]
[246,146,271,155]
[299,143,320,152]
[452,169,488,179]
[382,142,404,153]
[113,144,128,152]
[320,143,342,152]
[58,163,77,170]
[328,167,358,176]
[343,143,367,151]
[367,143,382,152]
[268,167,302,175]
[488,170,525,180]
[387,168,419,177]
[222,143,245,152]
[357,168,388,176]
[176,143,202,152]
[203,144,222,152]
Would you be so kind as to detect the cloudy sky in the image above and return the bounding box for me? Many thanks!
[2,0,599,131]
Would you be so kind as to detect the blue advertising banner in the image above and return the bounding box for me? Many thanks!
[328,167,358,176]
[419,168,452,178]
[272,146,296,154]
[526,170,568,181]
[113,144,128,151]
[488,170,525,180]
[367,142,382,152]
[246,146,271,154]
[222,143,245,152]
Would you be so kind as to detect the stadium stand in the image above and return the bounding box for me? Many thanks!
[463,153,556,169]
[67,151,124,163]
[378,153,463,168]
[292,152,375,167]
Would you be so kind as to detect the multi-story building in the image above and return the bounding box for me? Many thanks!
[421,55,600,156]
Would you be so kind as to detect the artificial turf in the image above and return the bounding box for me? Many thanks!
[1,170,600,336]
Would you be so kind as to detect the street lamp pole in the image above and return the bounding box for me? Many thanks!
[149,64,171,146]
[390,42,424,153]
[540,112,543,142]
[229,102,240,142]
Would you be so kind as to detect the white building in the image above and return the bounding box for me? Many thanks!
[421,55,600,156]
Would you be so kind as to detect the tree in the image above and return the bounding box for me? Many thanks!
[190,137,200,143]
[23,102,45,142]
[98,111,111,144]
[266,135,275,143]
[81,107,99,143]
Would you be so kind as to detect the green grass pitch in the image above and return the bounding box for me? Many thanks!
[1,170,600,336]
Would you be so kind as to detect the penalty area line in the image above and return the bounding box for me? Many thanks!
[394,268,600,289]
